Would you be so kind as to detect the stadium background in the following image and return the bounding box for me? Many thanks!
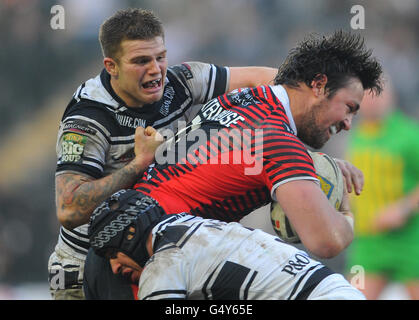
[0,0,418,299]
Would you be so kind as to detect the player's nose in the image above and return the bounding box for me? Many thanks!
[342,115,353,131]
[148,59,161,74]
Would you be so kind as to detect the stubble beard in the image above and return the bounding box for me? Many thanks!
[297,104,329,150]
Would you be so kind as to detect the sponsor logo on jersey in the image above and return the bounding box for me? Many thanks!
[61,132,86,163]
[228,88,256,107]
[115,114,146,129]
[179,63,194,80]
[282,252,311,276]
[201,99,245,127]
[62,120,96,135]
[160,85,175,116]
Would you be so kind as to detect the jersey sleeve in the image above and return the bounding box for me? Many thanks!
[170,62,230,123]
[260,127,318,201]
[56,104,111,179]
[138,249,188,300]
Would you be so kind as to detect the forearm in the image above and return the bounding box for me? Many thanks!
[57,159,147,229]
[324,187,355,255]
[328,210,354,254]
[300,208,354,259]
[247,67,277,87]
[276,180,354,258]
[228,67,277,91]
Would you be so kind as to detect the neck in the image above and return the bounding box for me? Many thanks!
[110,77,143,108]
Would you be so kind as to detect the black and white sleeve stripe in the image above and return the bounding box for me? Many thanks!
[142,289,188,300]
[204,64,229,101]
[287,264,335,300]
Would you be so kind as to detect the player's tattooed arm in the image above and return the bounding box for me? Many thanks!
[56,160,144,230]
[56,126,164,230]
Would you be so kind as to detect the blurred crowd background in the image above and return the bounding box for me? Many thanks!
[0,0,418,299]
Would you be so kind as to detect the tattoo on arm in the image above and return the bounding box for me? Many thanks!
[56,161,144,229]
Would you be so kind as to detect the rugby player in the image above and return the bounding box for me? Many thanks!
[48,8,278,300]
[84,30,383,299]
[87,190,366,300]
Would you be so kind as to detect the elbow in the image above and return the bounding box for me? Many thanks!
[309,242,344,259]
[57,207,80,230]
[304,231,353,259]
[302,214,354,259]
[55,174,92,230]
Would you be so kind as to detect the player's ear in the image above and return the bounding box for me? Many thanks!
[104,57,119,77]
[310,74,328,97]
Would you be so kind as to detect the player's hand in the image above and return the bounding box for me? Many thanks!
[133,126,164,168]
[339,178,351,212]
[334,158,364,195]
[339,180,354,231]
[373,201,411,232]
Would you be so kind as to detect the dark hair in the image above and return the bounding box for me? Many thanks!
[99,8,164,60]
[274,30,383,96]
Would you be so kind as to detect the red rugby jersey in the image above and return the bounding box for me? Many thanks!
[134,85,318,221]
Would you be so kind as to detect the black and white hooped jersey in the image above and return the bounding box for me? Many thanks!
[55,62,229,256]
[138,214,344,300]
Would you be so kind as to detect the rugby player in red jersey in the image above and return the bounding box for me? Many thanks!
[133,31,382,258]
[85,30,383,299]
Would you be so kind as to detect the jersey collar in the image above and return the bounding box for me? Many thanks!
[100,69,129,108]
[270,85,297,135]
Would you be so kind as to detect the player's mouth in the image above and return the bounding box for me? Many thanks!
[329,125,338,136]
[142,78,162,91]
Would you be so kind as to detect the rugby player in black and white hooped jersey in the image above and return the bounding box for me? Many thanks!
[87,190,366,300]
[48,8,279,300]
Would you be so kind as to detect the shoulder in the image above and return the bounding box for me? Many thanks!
[63,97,114,121]
[167,62,229,104]
[169,62,220,78]
[61,72,123,134]
[61,98,119,137]
[64,70,121,119]
[168,62,228,86]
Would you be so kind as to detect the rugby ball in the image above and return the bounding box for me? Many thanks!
[270,151,344,243]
